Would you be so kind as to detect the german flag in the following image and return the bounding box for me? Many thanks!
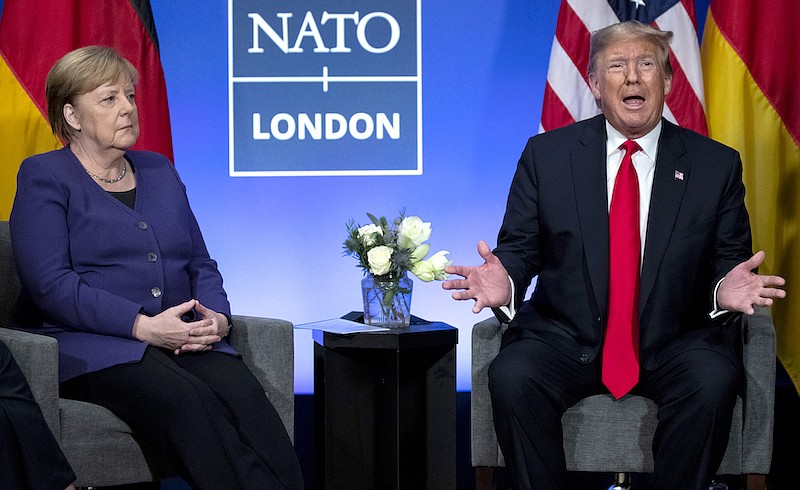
[0,0,173,218]
[702,0,800,392]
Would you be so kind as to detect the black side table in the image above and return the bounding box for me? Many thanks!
[313,314,458,490]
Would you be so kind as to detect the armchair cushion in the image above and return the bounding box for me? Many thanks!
[59,398,172,486]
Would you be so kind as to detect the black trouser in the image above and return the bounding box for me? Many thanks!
[0,340,75,490]
[62,347,303,490]
[488,338,740,490]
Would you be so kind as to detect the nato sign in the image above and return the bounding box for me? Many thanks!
[229,0,422,176]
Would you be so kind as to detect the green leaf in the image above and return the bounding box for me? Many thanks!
[367,213,382,227]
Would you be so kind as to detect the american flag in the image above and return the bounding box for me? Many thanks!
[540,0,707,135]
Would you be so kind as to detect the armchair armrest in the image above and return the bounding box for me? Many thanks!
[0,328,61,442]
[740,306,776,473]
[228,315,295,443]
[471,316,507,467]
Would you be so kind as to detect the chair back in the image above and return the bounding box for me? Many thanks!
[0,221,21,328]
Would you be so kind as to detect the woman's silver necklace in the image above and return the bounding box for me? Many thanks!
[86,160,127,184]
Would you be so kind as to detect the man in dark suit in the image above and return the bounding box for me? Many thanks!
[443,21,785,489]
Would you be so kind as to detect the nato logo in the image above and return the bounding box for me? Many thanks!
[228,0,422,176]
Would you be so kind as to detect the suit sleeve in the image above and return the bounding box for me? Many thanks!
[494,138,541,307]
[709,151,752,301]
[9,158,142,338]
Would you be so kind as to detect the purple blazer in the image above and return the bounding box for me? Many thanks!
[10,147,236,381]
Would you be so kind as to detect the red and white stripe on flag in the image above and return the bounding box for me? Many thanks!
[541,0,707,135]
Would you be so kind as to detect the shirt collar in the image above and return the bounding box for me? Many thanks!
[604,119,662,160]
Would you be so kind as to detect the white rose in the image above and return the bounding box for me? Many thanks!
[367,245,393,276]
[410,244,430,263]
[411,251,451,282]
[357,223,383,246]
[397,216,432,249]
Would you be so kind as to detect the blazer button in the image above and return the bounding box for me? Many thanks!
[147,252,158,262]
[151,287,162,298]
[138,221,148,230]
[580,353,590,362]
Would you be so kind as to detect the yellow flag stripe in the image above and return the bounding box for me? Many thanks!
[702,14,800,392]
[0,56,62,219]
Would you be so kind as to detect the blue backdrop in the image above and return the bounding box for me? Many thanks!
[149,0,709,393]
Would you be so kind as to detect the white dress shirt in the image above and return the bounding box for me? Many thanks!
[604,120,660,262]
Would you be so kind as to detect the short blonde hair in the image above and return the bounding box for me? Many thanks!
[45,46,139,142]
[587,21,673,78]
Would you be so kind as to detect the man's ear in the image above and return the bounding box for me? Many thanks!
[663,74,673,97]
[588,73,603,109]
[63,103,81,131]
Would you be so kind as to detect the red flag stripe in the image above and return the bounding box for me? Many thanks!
[541,82,576,132]
[678,0,697,25]
[664,49,708,134]
[567,0,619,33]
[545,39,599,124]
[554,2,592,84]
[653,3,705,108]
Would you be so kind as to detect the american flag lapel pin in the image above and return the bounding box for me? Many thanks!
[674,170,685,181]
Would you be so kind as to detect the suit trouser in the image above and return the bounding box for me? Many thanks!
[61,346,303,490]
[488,337,740,490]
[0,340,76,490]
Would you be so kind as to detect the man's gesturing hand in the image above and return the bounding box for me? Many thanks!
[442,240,512,313]
[718,251,786,315]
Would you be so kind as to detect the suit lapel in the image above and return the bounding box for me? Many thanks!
[573,116,610,314]
[640,121,690,311]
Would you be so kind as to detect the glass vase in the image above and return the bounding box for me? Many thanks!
[361,272,413,328]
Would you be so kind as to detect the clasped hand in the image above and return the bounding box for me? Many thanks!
[442,240,512,313]
[132,299,230,355]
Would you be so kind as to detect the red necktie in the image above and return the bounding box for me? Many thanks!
[602,139,642,399]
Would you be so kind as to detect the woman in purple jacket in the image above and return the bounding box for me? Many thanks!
[9,46,302,490]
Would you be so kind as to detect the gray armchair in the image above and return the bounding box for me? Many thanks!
[471,309,776,489]
[0,221,296,487]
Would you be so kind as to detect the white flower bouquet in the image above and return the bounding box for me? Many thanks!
[344,210,450,326]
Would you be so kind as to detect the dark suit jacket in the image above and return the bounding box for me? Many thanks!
[495,115,752,370]
[9,147,236,381]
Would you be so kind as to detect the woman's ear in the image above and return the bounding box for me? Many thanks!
[63,103,81,131]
